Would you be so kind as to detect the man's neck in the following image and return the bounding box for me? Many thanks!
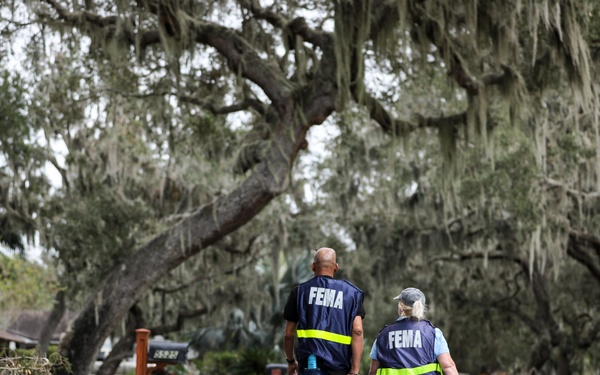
[315,272,334,277]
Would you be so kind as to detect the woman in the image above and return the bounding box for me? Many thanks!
[369,287,459,375]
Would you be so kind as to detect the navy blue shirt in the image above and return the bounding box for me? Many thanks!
[284,276,365,373]
[372,318,443,375]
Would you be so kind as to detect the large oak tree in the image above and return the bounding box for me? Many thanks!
[2,1,600,374]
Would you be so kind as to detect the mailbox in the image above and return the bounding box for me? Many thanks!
[136,329,189,375]
[147,341,188,364]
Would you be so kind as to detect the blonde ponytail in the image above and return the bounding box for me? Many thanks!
[411,300,426,320]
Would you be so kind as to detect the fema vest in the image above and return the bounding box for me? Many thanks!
[375,319,442,375]
[295,276,363,371]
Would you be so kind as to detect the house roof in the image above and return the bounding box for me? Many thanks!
[0,310,79,344]
[0,329,35,344]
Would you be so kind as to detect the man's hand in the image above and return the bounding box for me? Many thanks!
[284,320,298,374]
[287,359,298,375]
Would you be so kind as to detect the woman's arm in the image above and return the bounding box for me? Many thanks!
[368,359,380,375]
[437,352,459,375]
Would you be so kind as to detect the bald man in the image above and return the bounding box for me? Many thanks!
[284,248,365,375]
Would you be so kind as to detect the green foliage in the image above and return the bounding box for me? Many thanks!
[0,348,71,375]
[194,351,238,375]
[459,129,542,229]
[161,362,188,375]
[193,348,277,375]
[0,71,29,149]
[0,254,60,312]
[233,348,279,375]
[0,70,48,252]
[46,189,152,300]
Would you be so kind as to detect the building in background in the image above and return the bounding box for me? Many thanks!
[0,310,78,349]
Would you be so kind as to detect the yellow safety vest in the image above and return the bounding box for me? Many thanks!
[377,363,442,375]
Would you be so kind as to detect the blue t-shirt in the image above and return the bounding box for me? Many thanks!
[370,317,449,360]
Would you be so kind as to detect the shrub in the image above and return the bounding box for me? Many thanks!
[194,348,278,375]
[0,348,71,375]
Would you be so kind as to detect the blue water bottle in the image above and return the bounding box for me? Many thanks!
[304,354,320,374]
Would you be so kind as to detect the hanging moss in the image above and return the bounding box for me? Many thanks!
[436,118,458,178]
[333,0,372,108]
[594,86,600,192]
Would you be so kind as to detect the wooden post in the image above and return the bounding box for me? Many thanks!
[135,329,150,375]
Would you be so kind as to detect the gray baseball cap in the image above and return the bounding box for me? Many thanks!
[393,287,426,306]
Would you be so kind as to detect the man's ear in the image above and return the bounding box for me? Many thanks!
[311,262,316,272]
[334,263,339,273]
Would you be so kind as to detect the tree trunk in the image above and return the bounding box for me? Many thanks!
[96,305,145,375]
[39,290,66,354]
[527,266,574,375]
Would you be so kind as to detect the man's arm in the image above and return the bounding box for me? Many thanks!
[284,320,298,375]
[437,353,459,375]
[349,315,364,375]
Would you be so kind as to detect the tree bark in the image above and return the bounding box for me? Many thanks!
[96,305,145,375]
[39,290,66,354]
[568,230,600,284]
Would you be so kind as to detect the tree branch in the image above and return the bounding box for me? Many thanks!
[46,153,70,193]
[545,177,600,199]
[567,230,600,284]
[41,0,122,27]
[150,307,209,336]
[429,250,529,271]
[192,21,293,109]
[218,235,259,254]
[362,90,467,136]
[239,0,328,47]
[431,249,544,334]
[119,90,267,115]
[37,0,293,110]
[152,247,266,295]
[178,95,266,115]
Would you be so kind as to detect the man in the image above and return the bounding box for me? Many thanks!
[284,247,365,375]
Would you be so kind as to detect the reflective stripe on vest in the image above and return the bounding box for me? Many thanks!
[377,363,442,375]
[296,329,352,345]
